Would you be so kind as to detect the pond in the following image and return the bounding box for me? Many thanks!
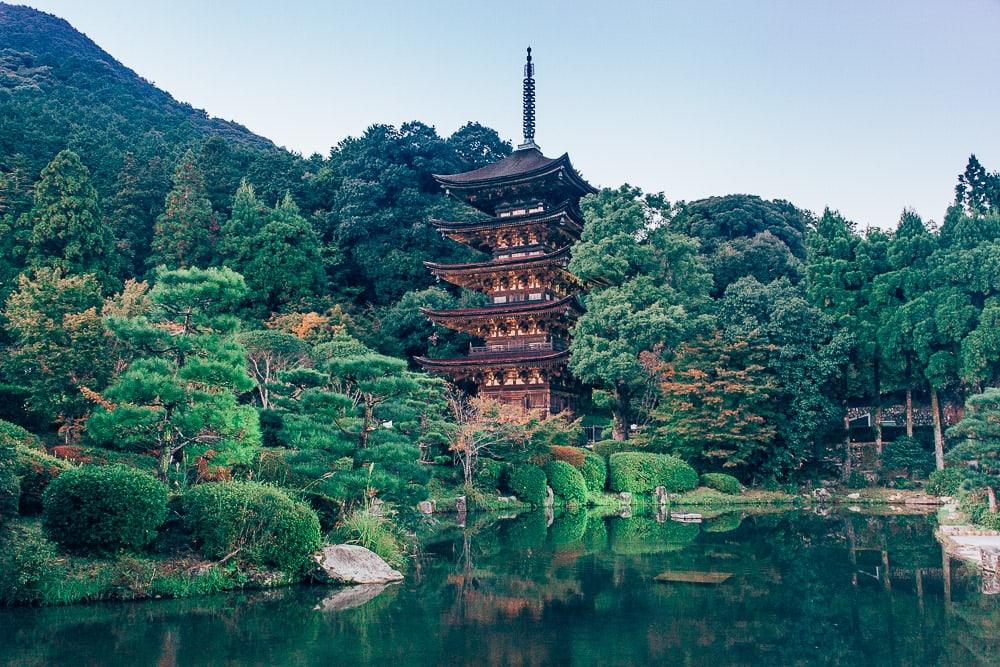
[1,510,998,666]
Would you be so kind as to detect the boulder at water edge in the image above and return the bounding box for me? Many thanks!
[313,544,404,585]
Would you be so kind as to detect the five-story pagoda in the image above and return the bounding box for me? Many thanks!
[416,48,595,414]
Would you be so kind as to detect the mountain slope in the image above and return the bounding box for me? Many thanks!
[0,3,277,190]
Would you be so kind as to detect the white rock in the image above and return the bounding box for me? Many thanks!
[313,544,404,585]
[847,492,861,500]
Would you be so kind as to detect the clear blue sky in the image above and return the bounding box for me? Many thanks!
[18,0,1000,228]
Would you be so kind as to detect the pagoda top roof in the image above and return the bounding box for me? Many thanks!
[424,246,570,273]
[420,294,581,320]
[433,146,596,195]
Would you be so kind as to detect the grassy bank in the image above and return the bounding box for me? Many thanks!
[1,519,304,607]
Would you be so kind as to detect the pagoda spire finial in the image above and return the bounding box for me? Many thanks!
[519,46,538,150]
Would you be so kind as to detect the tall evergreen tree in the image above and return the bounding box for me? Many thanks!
[107,151,171,278]
[230,192,326,315]
[26,150,118,289]
[874,210,937,437]
[955,154,1000,215]
[150,149,217,269]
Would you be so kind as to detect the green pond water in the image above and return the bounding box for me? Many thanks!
[1,510,998,666]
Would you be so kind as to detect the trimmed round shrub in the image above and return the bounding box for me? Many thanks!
[43,464,168,552]
[700,472,741,495]
[926,467,966,496]
[608,452,698,494]
[544,460,588,505]
[550,445,587,468]
[592,439,633,458]
[15,447,72,515]
[581,453,608,493]
[505,464,547,506]
[475,458,505,491]
[183,481,322,573]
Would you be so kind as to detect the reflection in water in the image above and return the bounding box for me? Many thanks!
[1,511,998,666]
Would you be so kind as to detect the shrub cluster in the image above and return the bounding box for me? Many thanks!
[42,464,168,552]
[580,453,607,493]
[475,458,505,491]
[183,481,322,573]
[608,452,698,494]
[15,447,72,514]
[0,443,18,519]
[550,445,587,468]
[0,523,60,605]
[544,460,588,505]
[700,472,741,495]
[505,464,547,506]
[592,439,633,458]
[926,467,965,496]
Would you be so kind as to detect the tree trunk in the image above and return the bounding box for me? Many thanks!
[873,359,883,455]
[905,388,914,438]
[612,386,631,441]
[843,402,852,481]
[930,387,944,471]
[988,486,997,514]
[359,395,375,449]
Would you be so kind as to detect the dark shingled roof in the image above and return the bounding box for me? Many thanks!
[433,147,560,185]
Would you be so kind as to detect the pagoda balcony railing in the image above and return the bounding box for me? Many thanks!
[469,340,565,356]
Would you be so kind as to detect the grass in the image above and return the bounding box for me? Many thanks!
[334,508,409,568]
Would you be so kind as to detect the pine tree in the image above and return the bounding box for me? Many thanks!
[150,149,217,269]
[26,150,118,289]
[86,267,259,484]
[947,388,1000,513]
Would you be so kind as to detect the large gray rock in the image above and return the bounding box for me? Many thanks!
[313,544,404,585]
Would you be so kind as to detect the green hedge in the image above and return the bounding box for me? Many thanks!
[0,443,18,519]
[544,460,587,506]
[43,464,168,552]
[580,453,608,493]
[183,481,322,573]
[505,464,547,506]
[700,472,741,495]
[15,447,72,515]
[608,452,698,494]
[926,467,965,496]
[592,439,633,458]
[475,459,505,491]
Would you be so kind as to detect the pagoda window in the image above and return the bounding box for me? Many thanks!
[493,295,507,304]
[528,292,543,301]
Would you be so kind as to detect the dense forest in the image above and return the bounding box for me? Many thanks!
[2,3,1000,605]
